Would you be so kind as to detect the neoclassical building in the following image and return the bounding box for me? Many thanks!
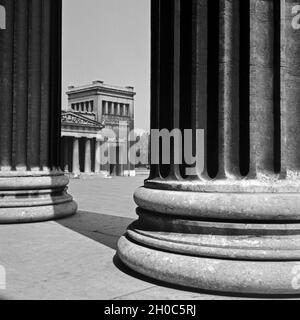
[1,0,300,297]
[61,81,136,177]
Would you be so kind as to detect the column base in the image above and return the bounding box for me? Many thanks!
[118,235,300,296]
[117,185,300,296]
[0,200,77,224]
[0,171,77,224]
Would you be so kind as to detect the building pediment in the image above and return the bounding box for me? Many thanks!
[62,111,104,129]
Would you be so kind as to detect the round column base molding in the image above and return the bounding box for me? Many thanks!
[0,173,77,223]
[145,178,300,193]
[0,172,70,190]
[118,236,300,296]
[0,199,77,224]
[135,187,300,221]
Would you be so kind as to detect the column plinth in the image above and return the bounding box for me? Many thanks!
[0,0,77,223]
[118,0,300,295]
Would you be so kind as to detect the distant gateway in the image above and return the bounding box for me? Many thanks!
[61,80,136,177]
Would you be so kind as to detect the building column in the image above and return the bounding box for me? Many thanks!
[72,138,80,175]
[0,0,77,223]
[94,140,101,174]
[118,0,300,295]
[129,99,135,176]
[63,137,69,173]
[105,101,109,115]
[84,138,91,173]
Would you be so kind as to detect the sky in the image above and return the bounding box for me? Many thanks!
[62,0,151,130]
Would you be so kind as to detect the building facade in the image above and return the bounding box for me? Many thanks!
[61,81,136,177]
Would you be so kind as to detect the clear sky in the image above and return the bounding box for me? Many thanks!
[62,0,151,130]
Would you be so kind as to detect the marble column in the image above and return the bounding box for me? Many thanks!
[118,0,300,295]
[94,140,101,174]
[72,138,80,175]
[84,138,91,173]
[0,0,77,223]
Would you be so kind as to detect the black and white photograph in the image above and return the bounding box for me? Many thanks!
[1,0,300,307]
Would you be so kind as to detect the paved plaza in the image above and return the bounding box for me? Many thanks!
[0,175,248,300]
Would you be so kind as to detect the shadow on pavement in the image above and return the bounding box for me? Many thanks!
[58,211,300,300]
[58,210,134,250]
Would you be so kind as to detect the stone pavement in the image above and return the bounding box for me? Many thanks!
[0,175,251,300]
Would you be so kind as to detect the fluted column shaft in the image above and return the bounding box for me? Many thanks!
[118,0,300,296]
[0,0,77,223]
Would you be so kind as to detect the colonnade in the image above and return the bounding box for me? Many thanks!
[71,101,94,113]
[102,101,130,117]
[62,137,108,175]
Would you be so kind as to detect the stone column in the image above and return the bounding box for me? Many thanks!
[111,103,114,115]
[129,99,135,176]
[0,0,77,223]
[94,140,101,174]
[84,138,91,173]
[63,137,69,173]
[105,101,109,115]
[118,0,300,295]
[72,138,80,175]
